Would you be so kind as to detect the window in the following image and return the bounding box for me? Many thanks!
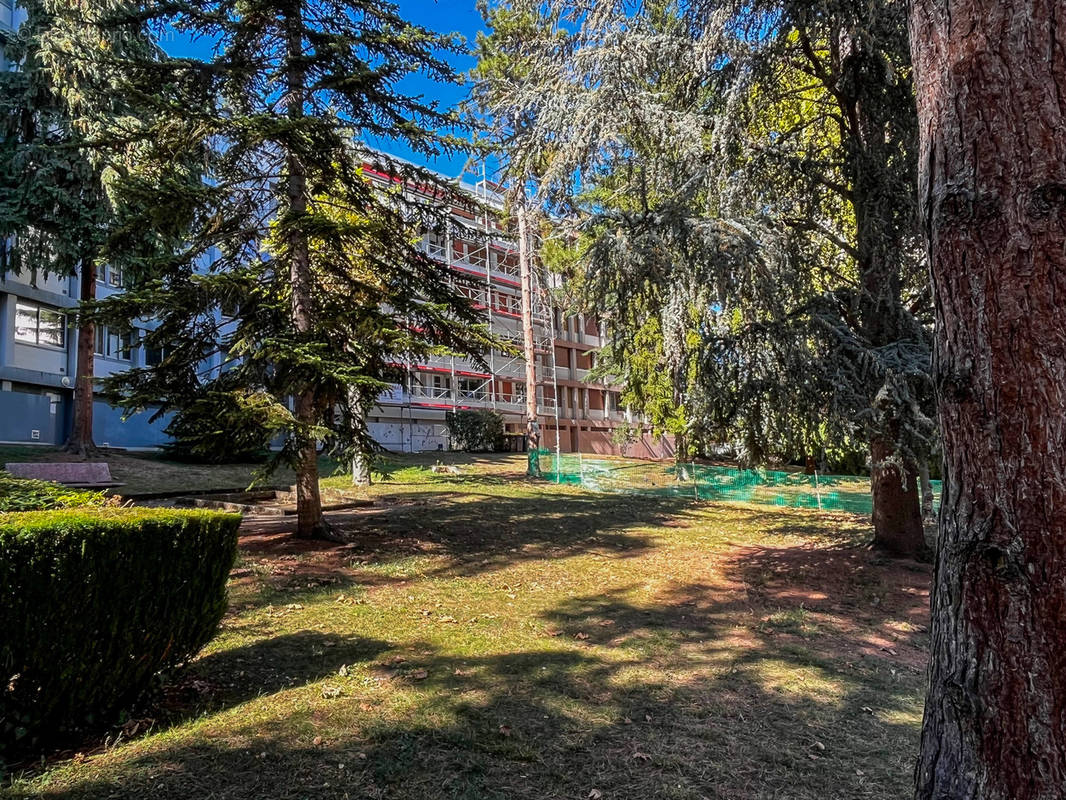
[94,325,134,361]
[458,377,486,401]
[14,301,66,348]
[95,265,123,287]
[424,230,446,259]
[145,343,168,366]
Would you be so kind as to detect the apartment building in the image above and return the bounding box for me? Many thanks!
[0,162,670,455]
[0,258,197,447]
[364,169,671,458]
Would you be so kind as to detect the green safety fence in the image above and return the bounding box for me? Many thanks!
[527,449,940,517]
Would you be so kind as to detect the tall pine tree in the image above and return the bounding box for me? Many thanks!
[0,0,144,455]
[46,0,493,538]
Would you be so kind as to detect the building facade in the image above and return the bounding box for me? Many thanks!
[364,168,671,459]
[0,166,670,456]
[0,6,667,458]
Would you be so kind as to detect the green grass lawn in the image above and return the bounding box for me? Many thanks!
[4,455,930,800]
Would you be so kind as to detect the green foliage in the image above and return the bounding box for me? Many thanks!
[0,0,108,280]
[162,380,285,464]
[0,507,240,756]
[44,1,496,528]
[446,409,505,452]
[0,471,105,512]
[475,0,933,479]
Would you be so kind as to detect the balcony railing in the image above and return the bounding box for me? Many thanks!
[410,385,452,402]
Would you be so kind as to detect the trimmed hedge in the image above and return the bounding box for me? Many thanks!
[0,470,105,512]
[0,508,241,755]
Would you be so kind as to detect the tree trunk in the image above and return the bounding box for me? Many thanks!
[910,1,1066,796]
[517,198,540,474]
[869,434,924,559]
[352,449,370,486]
[918,459,934,523]
[350,388,371,486]
[64,260,98,457]
[284,8,327,540]
[838,30,927,559]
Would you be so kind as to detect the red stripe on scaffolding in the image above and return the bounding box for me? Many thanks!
[450,263,521,288]
[389,363,492,380]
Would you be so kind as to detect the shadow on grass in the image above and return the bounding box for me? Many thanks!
[232,489,694,611]
[28,561,928,800]
[170,631,391,713]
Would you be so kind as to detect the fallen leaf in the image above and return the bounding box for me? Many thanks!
[313,736,324,747]
[588,790,602,800]
[408,669,429,681]
[575,632,590,641]
[498,725,512,737]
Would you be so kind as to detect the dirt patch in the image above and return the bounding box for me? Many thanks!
[725,542,931,670]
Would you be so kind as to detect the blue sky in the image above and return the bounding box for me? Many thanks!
[161,0,491,180]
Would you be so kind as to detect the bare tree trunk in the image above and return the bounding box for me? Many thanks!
[517,198,540,474]
[64,261,98,457]
[284,8,326,540]
[350,388,371,486]
[869,435,925,559]
[352,449,370,486]
[918,459,934,523]
[911,1,1066,796]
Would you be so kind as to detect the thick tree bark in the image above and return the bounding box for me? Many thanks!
[64,260,98,457]
[910,1,1066,796]
[284,8,327,540]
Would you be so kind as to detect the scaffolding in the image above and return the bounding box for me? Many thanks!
[384,161,562,454]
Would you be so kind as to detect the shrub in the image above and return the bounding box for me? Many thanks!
[445,409,505,452]
[162,385,278,463]
[0,470,105,512]
[0,507,241,756]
